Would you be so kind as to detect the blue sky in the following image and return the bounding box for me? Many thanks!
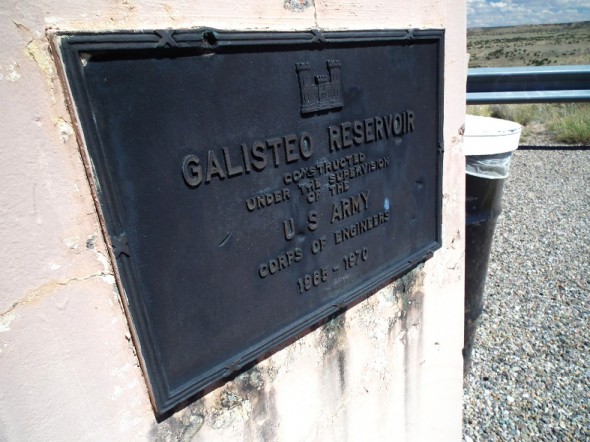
[468,0,590,28]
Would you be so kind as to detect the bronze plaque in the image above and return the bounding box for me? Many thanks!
[58,29,443,414]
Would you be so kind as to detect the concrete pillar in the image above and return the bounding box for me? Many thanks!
[0,1,466,440]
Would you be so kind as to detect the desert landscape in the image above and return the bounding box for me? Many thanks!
[467,21,590,146]
[468,21,590,68]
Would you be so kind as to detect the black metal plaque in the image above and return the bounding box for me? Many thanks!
[58,29,443,414]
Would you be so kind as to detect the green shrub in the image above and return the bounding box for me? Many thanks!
[488,104,538,126]
[548,104,590,144]
[466,105,492,117]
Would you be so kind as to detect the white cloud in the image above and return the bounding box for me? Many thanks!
[467,0,590,27]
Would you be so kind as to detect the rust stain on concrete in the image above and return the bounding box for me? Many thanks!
[151,363,282,440]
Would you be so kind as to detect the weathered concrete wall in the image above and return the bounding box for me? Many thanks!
[0,1,466,440]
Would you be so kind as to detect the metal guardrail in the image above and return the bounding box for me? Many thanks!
[467,65,590,104]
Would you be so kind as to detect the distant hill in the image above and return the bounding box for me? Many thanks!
[467,21,590,68]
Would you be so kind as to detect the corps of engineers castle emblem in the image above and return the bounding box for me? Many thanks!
[296,60,344,115]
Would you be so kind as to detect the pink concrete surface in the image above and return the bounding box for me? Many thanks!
[0,0,465,440]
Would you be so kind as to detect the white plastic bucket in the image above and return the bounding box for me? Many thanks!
[464,115,522,179]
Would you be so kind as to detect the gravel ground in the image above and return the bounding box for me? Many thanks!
[463,147,590,441]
